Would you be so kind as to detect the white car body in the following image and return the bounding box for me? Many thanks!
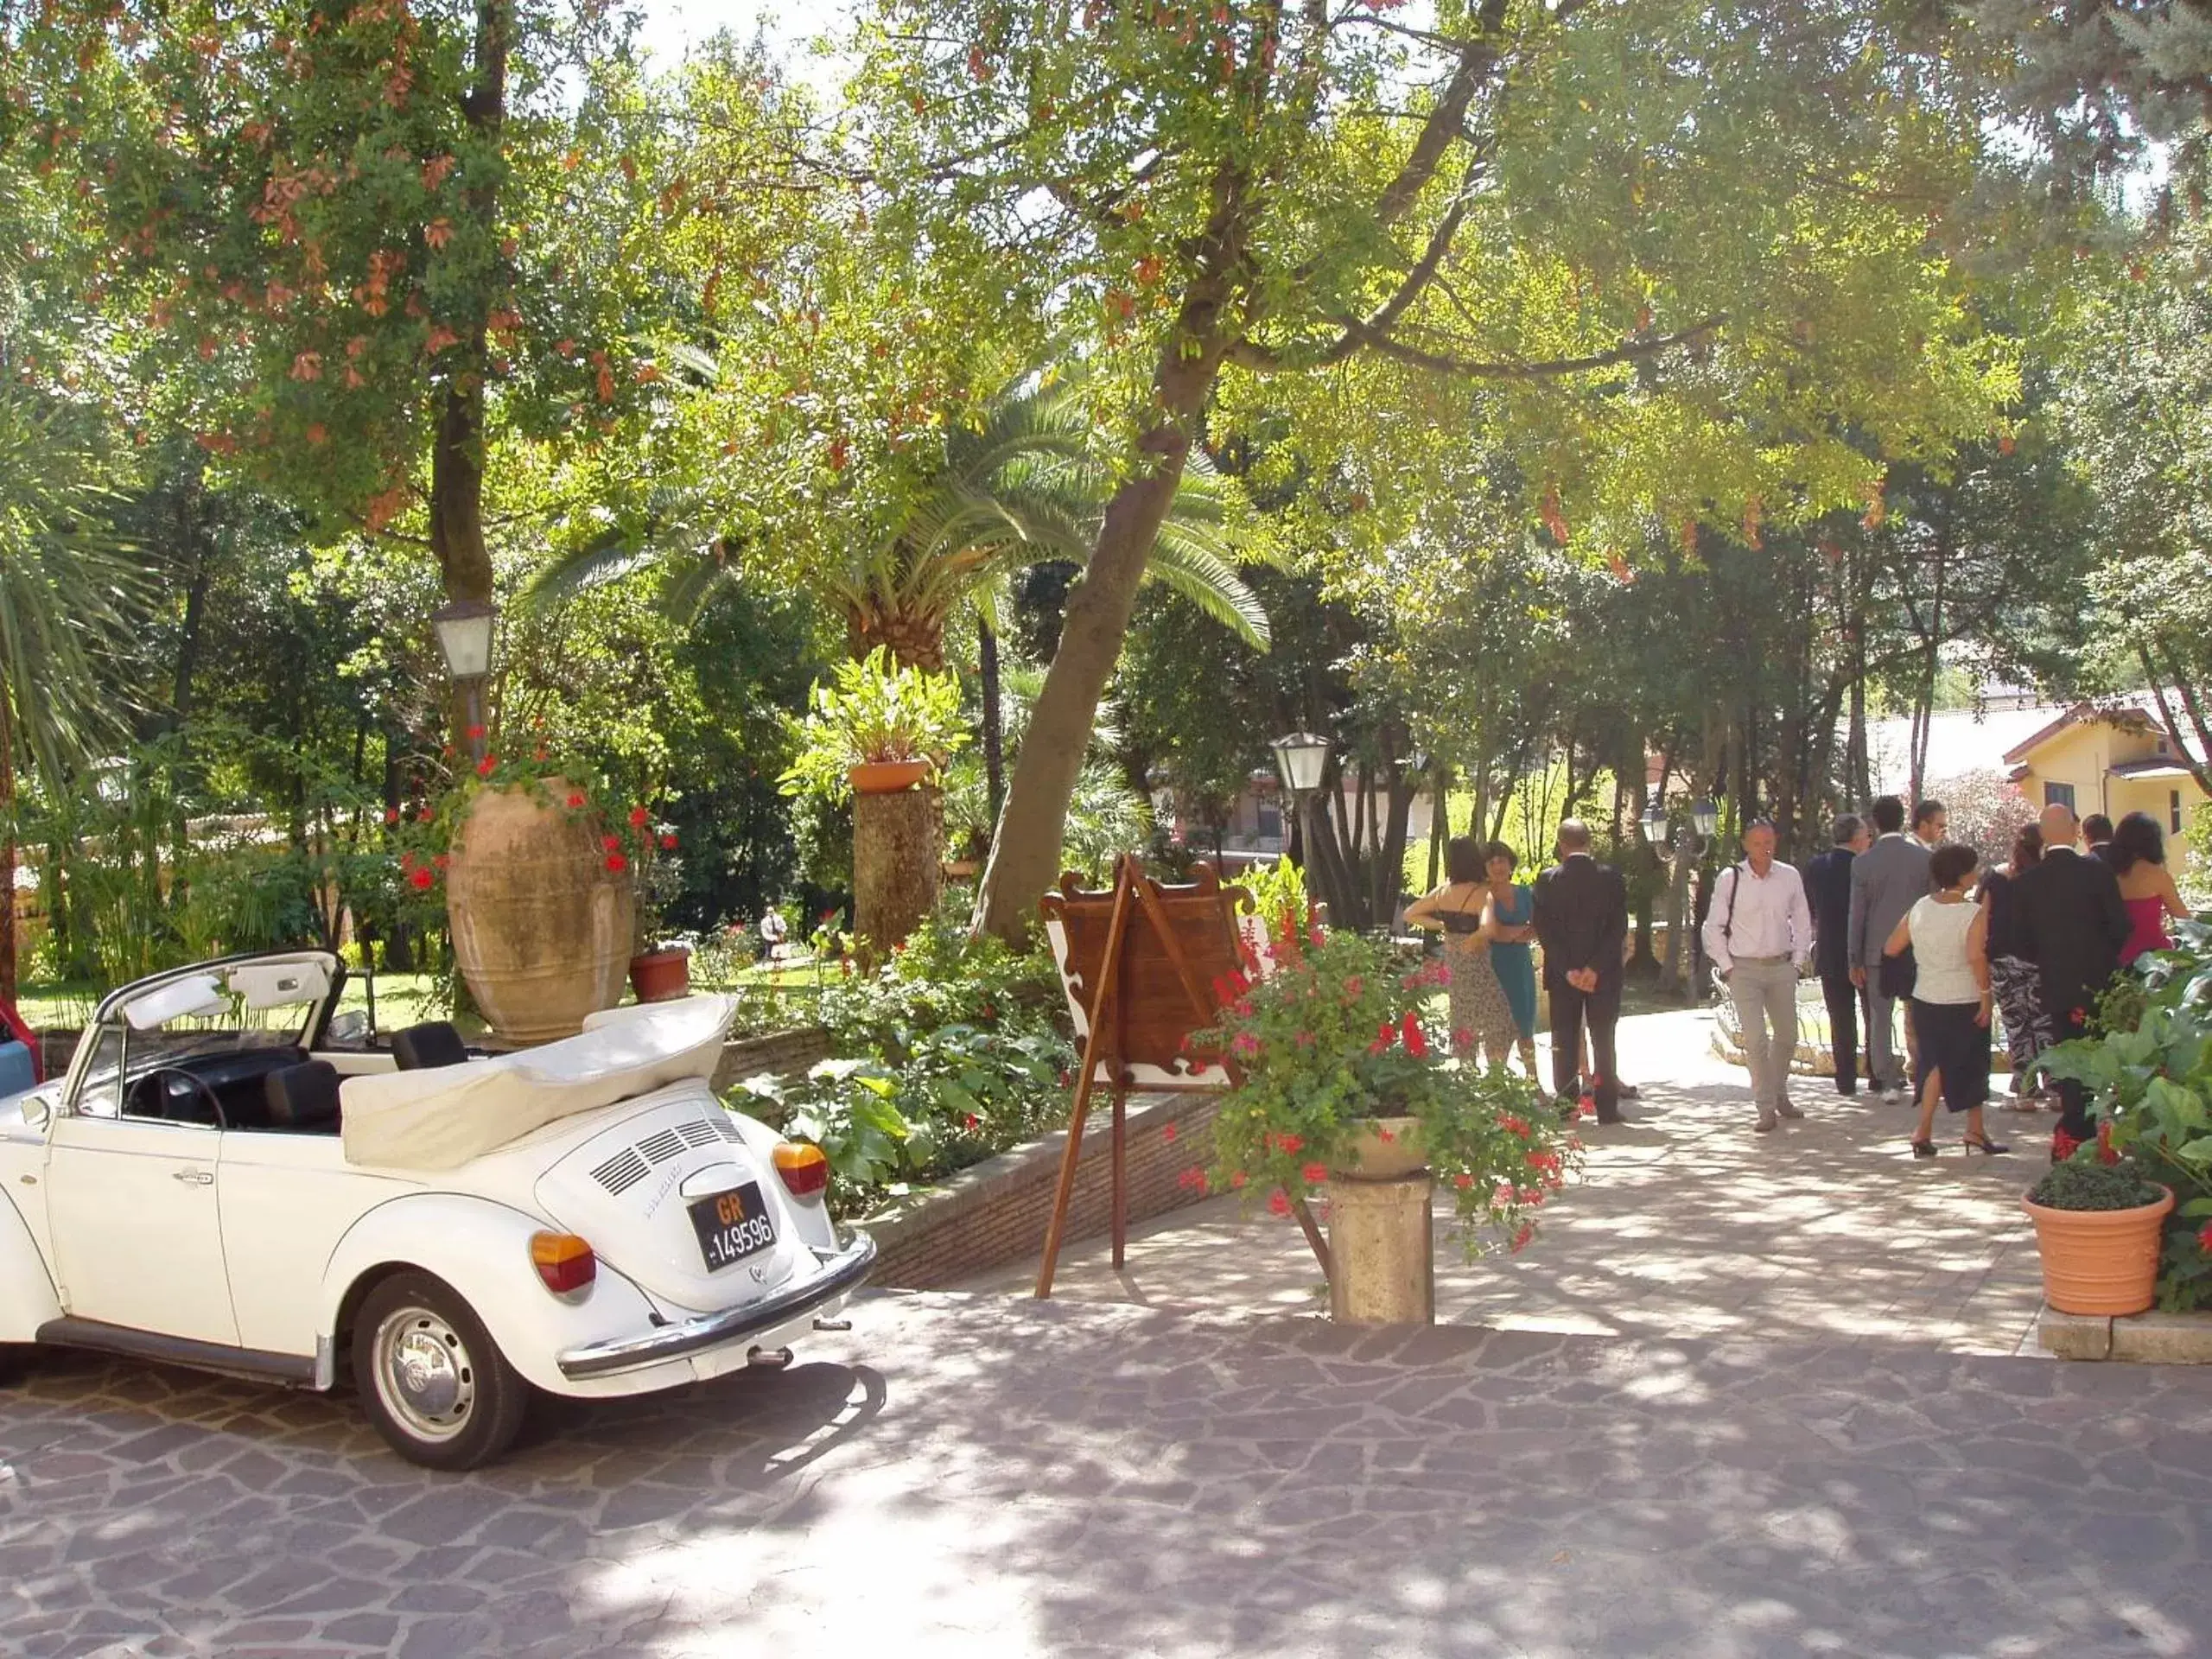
[0,950,873,1465]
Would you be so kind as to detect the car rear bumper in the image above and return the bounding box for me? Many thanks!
[555,1230,877,1381]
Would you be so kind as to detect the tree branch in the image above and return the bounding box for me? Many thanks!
[1235,312,1727,380]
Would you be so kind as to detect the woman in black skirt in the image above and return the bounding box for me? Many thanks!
[1883,842,2005,1157]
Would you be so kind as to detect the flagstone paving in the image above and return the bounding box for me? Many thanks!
[3,1007,2202,1657]
[973,1008,2053,1357]
[2,1294,2209,1657]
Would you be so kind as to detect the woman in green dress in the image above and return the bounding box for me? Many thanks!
[1478,840,1541,1077]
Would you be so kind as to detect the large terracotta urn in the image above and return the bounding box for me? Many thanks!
[446,780,633,1044]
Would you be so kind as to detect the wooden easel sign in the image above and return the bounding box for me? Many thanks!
[1034,855,1328,1296]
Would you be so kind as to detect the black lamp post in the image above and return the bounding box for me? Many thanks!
[1269,731,1331,869]
[430,599,497,766]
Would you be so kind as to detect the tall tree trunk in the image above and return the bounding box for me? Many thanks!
[428,0,508,740]
[979,614,1005,832]
[973,180,1248,939]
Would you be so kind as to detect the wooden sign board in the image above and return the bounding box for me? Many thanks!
[1033,856,1327,1297]
[1041,859,1249,1091]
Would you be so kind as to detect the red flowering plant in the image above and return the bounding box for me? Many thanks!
[1191,919,1580,1255]
[2036,921,2212,1311]
[376,728,675,948]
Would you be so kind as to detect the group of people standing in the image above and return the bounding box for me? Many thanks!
[1405,797,2191,1157]
[1793,797,2187,1155]
[1406,820,1637,1127]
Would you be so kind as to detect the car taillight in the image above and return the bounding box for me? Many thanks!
[773,1141,830,1199]
[530,1231,596,1296]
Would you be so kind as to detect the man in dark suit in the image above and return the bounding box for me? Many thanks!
[2083,813,2115,865]
[1804,813,1871,1096]
[1534,818,1631,1125]
[2017,803,2132,1141]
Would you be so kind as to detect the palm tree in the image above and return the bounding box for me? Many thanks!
[527,368,1272,671]
[0,387,145,1001]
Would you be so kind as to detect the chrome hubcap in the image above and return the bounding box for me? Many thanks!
[372,1307,475,1442]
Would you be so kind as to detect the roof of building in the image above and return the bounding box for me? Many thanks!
[1865,693,2203,796]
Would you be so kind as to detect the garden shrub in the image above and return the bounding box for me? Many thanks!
[724,906,1076,1216]
[2040,920,2212,1310]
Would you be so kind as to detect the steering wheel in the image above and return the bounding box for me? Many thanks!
[137,1067,229,1128]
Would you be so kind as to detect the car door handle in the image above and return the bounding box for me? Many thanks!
[171,1168,214,1185]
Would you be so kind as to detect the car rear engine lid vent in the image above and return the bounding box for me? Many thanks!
[590,1147,652,1197]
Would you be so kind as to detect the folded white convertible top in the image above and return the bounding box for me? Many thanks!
[340,995,736,1170]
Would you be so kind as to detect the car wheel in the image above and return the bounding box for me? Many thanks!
[351,1272,530,1471]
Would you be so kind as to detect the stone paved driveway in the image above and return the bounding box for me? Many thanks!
[4,1293,2210,1657]
[976,1010,2051,1355]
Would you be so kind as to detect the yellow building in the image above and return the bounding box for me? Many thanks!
[2004,700,2208,836]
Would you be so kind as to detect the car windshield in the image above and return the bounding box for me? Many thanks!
[75,959,333,1118]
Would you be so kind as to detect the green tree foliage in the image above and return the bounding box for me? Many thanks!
[852,0,2029,935]
[10,1,696,618]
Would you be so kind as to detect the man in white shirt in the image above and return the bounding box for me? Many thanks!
[1703,819,1815,1133]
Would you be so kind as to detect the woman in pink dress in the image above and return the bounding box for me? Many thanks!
[2110,811,2190,967]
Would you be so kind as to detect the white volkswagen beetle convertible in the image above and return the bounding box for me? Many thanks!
[0,950,874,1469]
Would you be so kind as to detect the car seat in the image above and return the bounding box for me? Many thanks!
[264,1060,343,1132]
[391,1021,468,1071]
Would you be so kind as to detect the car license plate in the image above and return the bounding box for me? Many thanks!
[688,1181,777,1271]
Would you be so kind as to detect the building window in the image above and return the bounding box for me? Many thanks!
[2044,781,2075,811]
[2173,790,2184,835]
[1256,802,1281,842]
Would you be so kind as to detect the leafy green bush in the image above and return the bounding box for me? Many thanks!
[2039,919,2212,1308]
[2027,1160,2163,1212]
[726,910,1076,1215]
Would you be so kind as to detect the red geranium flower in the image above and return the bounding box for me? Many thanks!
[2198,1221,2212,1253]
[1161,1122,1178,1143]
[1401,1010,1428,1058]
[467,724,486,741]
[408,867,435,890]
[433,853,450,870]
[383,806,400,824]
[476,754,497,777]
[1452,1173,1474,1190]
[605,851,628,873]
[1301,1162,1329,1185]
[1178,1167,1209,1192]
[566,791,587,810]
[417,807,433,824]
[963,1113,979,1132]
[601,833,620,852]
[1268,1191,1293,1217]
[659,832,677,850]
[628,805,650,829]
[1230,1172,1247,1189]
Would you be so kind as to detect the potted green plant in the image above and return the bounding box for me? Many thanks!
[2034,921,2212,1312]
[780,647,968,800]
[625,809,690,1002]
[2020,1159,2173,1317]
[1192,919,1580,1271]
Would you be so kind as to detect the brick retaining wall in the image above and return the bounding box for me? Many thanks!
[711,1026,832,1092]
[862,1091,1221,1290]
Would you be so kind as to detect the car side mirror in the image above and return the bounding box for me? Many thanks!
[19,1090,52,1129]
[325,1011,370,1046]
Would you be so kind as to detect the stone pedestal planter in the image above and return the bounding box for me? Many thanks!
[851,780,940,956]
[1326,1116,1434,1326]
[446,780,632,1045]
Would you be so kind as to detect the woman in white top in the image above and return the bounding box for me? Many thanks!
[1883,842,2004,1158]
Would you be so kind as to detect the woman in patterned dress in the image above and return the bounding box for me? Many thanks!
[1405,837,1518,1068]
[1979,822,2054,1103]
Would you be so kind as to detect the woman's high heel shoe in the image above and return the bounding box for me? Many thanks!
[1911,1139,1938,1159]
[1961,1134,2010,1155]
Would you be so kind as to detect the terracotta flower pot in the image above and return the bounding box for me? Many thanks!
[628,944,692,1004]
[446,779,633,1045]
[849,759,931,795]
[2020,1182,2174,1317]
